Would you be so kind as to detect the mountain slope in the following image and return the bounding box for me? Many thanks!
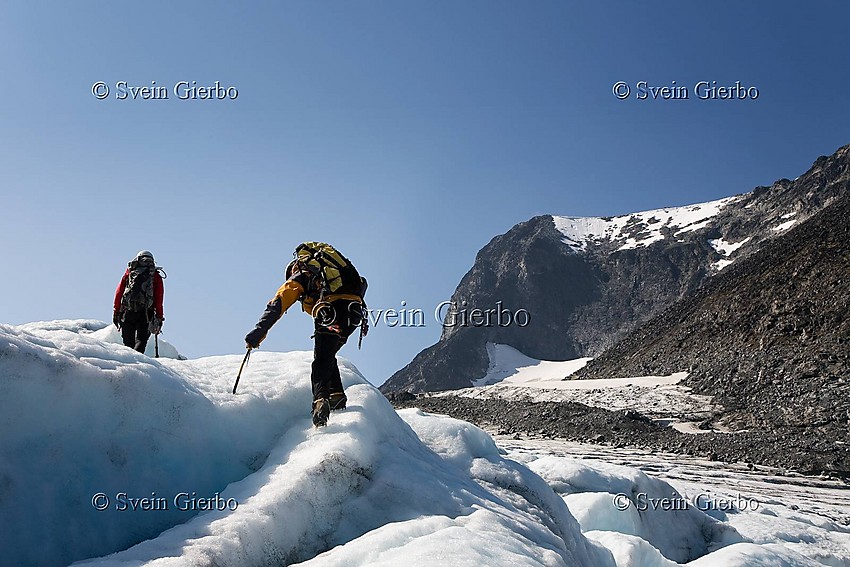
[383,144,850,393]
[572,192,850,435]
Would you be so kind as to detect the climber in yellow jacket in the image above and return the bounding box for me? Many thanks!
[245,242,367,427]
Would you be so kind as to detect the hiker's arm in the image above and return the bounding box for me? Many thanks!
[113,270,129,313]
[153,273,164,319]
[274,278,305,314]
[245,280,304,347]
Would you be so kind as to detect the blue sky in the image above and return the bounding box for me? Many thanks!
[2,2,849,386]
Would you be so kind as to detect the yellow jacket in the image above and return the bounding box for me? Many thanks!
[245,273,364,348]
[272,279,363,318]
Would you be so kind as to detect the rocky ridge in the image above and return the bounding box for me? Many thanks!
[571,191,850,437]
[385,144,850,476]
[383,144,850,394]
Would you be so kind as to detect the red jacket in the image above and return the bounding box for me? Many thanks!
[113,269,164,319]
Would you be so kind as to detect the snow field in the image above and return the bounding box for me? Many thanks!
[503,439,850,567]
[1,321,610,567]
[524,456,744,563]
[458,343,719,423]
[3,320,847,567]
[1,323,298,566]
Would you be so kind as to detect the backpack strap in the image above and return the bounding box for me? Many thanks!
[358,296,369,349]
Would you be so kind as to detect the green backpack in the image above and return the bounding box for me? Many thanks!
[292,242,369,347]
[121,257,166,313]
[293,242,367,298]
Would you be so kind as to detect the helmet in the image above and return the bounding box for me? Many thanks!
[135,250,154,262]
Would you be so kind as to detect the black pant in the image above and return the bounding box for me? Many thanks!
[121,309,151,353]
[311,300,362,401]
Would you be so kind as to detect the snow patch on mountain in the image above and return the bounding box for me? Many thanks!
[709,237,751,257]
[455,344,718,422]
[772,219,798,232]
[472,343,591,387]
[553,197,738,253]
[709,237,752,271]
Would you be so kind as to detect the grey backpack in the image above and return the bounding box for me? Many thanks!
[121,257,159,313]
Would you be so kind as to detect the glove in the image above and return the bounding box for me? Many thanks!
[113,311,122,330]
[245,327,266,349]
[148,317,163,335]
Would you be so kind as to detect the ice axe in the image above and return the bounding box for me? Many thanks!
[232,348,252,394]
[155,333,159,358]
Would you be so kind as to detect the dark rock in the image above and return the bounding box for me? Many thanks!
[574,192,850,450]
[389,395,850,476]
[382,143,850,394]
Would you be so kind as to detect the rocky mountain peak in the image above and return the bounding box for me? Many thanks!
[381,143,850,394]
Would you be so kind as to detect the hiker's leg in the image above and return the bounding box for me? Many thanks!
[327,354,343,395]
[328,300,362,399]
[122,311,144,350]
[312,330,341,401]
[121,320,135,348]
[134,326,151,353]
